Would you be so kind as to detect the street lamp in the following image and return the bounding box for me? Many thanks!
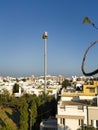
[42,32,48,95]
[29,109,32,130]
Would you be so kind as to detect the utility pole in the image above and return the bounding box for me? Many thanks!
[42,32,48,95]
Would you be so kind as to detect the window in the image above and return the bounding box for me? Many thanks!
[91,120,93,126]
[79,119,80,125]
[60,118,65,125]
[78,105,83,110]
[60,106,65,109]
[96,120,98,127]
[79,119,84,126]
[89,88,95,93]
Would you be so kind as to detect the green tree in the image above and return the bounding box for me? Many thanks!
[19,97,28,130]
[23,94,38,129]
[0,90,10,104]
[22,78,26,82]
[62,79,71,89]
[13,83,19,93]
[30,99,37,129]
[77,125,96,130]
[9,96,21,109]
[0,124,12,130]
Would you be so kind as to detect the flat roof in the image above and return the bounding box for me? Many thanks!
[59,100,96,106]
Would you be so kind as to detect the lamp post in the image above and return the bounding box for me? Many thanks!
[29,109,32,130]
[42,32,48,95]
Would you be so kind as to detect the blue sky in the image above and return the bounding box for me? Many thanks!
[0,0,98,77]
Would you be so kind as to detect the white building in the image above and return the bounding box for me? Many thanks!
[56,96,98,130]
[0,82,15,95]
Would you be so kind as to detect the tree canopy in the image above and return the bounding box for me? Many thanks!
[62,79,71,89]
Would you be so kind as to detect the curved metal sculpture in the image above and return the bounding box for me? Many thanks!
[81,40,98,76]
[82,17,98,76]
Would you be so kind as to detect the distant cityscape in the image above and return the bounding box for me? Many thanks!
[0,74,65,97]
[0,74,95,97]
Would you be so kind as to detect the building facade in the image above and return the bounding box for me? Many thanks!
[56,81,98,130]
[56,100,98,130]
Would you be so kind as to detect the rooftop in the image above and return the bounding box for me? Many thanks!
[59,99,97,107]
